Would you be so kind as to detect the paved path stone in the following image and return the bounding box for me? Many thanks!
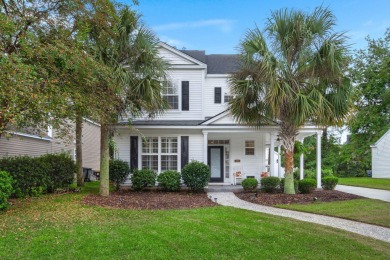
[207,192,390,243]
[335,185,390,202]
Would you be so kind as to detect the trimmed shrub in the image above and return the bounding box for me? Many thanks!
[181,161,210,192]
[261,177,280,193]
[0,154,75,197]
[40,153,75,192]
[322,168,334,178]
[241,178,258,192]
[304,169,316,179]
[157,170,181,191]
[0,156,48,197]
[0,171,13,211]
[298,178,317,194]
[109,159,130,191]
[322,176,339,190]
[280,178,299,193]
[131,169,157,191]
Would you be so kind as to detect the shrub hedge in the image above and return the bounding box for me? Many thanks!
[181,161,210,192]
[40,154,75,193]
[241,178,258,192]
[0,171,13,211]
[157,170,181,191]
[131,169,157,191]
[322,176,339,190]
[261,177,280,193]
[0,154,75,197]
[298,178,317,194]
[109,159,130,191]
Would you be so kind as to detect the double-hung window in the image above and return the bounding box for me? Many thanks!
[161,137,178,171]
[162,81,179,109]
[245,140,255,155]
[224,93,233,103]
[141,137,178,172]
[141,137,158,171]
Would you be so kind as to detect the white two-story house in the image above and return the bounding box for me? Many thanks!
[113,42,323,186]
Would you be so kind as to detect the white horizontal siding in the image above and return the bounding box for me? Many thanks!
[204,76,231,117]
[123,69,205,121]
[189,134,204,163]
[158,47,195,65]
[372,130,390,178]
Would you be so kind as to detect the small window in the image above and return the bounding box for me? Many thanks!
[162,81,179,109]
[224,94,233,103]
[245,140,255,155]
[214,87,221,104]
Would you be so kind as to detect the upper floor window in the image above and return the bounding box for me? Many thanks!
[162,81,179,109]
[224,94,233,103]
[214,87,222,104]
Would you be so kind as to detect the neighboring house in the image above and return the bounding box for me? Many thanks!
[0,119,101,171]
[371,129,390,178]
[114,42,322,186]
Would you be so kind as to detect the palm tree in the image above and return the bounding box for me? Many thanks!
[229,7,351,194]
[84,2,168,196]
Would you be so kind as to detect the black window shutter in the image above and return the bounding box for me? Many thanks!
[181,136,189,169]
[182,81,189,111]
[130,136,138,172]
[214,87,221,103]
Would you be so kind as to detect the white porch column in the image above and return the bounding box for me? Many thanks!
[269,133,276,177]
[203,131,208,164]
[278,145,282,178]
[300,139,304,180]
[316,131,322,188]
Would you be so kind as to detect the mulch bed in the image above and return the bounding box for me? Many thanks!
[235,190,363,206]
[83,190,216,210]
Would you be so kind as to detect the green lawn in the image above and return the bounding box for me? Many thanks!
[276,199,390,228]
[1,183,390,259]
[338,177,390,190]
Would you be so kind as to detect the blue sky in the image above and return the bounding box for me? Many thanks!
[123,0,389,54]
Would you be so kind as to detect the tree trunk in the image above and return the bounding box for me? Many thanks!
[76,113,84,186]
[99,115,110,196]
[280,123,297,194]
[284,149,295,194]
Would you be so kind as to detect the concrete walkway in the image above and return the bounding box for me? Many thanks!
[207,192,390,243]
[335,185,390,202]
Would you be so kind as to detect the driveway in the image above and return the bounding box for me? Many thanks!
[335,185,390,202]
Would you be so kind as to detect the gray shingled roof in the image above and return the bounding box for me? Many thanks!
[181,50,206,63]
[181,50,239,74]
[206,54,240,74]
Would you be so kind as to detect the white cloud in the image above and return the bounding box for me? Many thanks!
[153,19,234,33]
[159,35,188,49]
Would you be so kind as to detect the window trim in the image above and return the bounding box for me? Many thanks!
[245,140,255,156]
[214,87,222,104]
[140,136,180,173]
[162,80,180,110]
[224,93,233,103]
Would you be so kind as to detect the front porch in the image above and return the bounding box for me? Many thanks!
[204,128,323,188]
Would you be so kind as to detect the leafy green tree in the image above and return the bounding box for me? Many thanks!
[1,0,114,187]
[230,7,351,194]
[83,0,167,196]
[0,0,79,135]
[345,28,390,173]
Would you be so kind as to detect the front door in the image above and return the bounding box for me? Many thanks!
[208,146,224,182]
